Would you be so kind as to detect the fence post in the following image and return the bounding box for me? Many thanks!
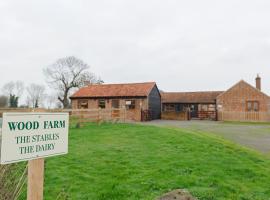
[111,109,113,122]
[221,111,223,121]
[124,108,126,123]
[98,108,101,124]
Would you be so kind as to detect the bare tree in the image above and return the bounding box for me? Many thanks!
[2,82,15,95]
[26,84,45,108]
[2,81,24,97]
[0,95,8,107]
[2,81,24,107]
[43,56,101,108]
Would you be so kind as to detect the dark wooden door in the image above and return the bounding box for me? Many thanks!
[190,104,198,118]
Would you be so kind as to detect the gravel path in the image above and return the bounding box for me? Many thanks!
[141,120,270,154]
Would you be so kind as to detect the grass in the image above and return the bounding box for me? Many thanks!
[21,123,270,200]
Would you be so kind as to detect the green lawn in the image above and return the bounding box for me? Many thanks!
[22,123,270,199]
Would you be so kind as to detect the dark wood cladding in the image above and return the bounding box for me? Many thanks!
[148,85,161,120]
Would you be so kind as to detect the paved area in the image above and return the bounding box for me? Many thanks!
[141,120,270,154]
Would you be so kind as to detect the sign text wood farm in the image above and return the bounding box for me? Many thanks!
[0,112,69,200]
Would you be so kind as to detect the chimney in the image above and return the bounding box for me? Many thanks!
[255,74,261,90]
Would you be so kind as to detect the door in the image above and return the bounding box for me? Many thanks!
[190,104,198,118]
[111,99,120,118]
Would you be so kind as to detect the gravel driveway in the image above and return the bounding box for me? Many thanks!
[141,120,270,154]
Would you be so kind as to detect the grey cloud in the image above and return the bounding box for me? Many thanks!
[0,0,269,97]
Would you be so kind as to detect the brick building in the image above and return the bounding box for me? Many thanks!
[70,82,161,121]
[161,75,270,121]
[216,76,270,121]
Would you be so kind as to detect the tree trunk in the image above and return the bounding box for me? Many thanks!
[59,89,70,109]
[63,97,69,108]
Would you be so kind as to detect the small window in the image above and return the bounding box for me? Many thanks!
[98,99,106,109]
[246,101,259,112]
[112,99,119,108]
[164,104,175,111]
[247,102,252,112]
[78,100,88,109]
[254,102,259,112]
[125,100,135,109]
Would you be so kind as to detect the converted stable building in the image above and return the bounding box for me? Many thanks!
[70,75,269,122]
[161,91,223,120]
[70,82,161,121]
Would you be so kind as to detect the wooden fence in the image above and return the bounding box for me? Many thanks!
[198,111,217,120]
[218,111,270,122]
[161,111,189,121]
[0,108,127,124]
[70,108,126,123]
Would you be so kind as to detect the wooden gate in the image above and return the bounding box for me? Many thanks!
[141,109,152,121]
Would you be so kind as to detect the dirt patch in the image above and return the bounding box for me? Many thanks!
[156,189,197,200]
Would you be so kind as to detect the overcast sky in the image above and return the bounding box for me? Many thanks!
[0,0,270,98]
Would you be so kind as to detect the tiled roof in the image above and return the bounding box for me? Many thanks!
[70,82,157,98]
[161,91,224,103]
[216,80,270,99]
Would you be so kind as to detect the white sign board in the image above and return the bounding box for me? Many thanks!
[0,113,69,164]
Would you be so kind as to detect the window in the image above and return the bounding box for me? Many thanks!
[247,102,252,111]
[246,101,259,112]
[98,99,106,109]
[254,102,259,112]
[164,104,175,111]
[78,100,88,109]
[125,100,135,109]
[112,99,119,108]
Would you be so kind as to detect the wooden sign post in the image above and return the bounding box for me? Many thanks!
[27,158,44,200]
[0,112,69,200]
